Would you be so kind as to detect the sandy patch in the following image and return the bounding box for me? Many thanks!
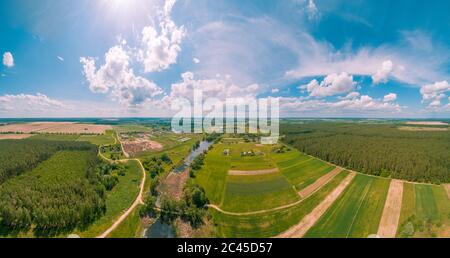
[122,138,163,156]
[0,122,111,134]
[398,126,448,132]
[0,122,72,133]
[406,121,448,126]
[228,168,279,176]
[0,134,33,140]
[298,167,343,198]
[40,123,112,134]
[377,180,404,238]
[277,172,356,238]
[445,184,450,200]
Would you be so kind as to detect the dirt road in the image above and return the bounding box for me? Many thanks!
[298,167,343,198]
[277,172,356,238]
[377,180,403,238]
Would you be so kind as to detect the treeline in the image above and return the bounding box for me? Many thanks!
[282,122,450,184]
[0,139,97,184]
[0,142,126,234]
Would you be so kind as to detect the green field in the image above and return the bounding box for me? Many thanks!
[29,134,81,141]
[397,183,450,238]
[76,160,142,238]
[221,173,300,212]
[211,170,350,237]
[194,143,231,205]
[279,158,335,191]
[78,130,116,146]
[228,143,275,170]
[304,174,390,238]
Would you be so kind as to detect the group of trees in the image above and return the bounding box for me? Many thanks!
[0,140,125,234]
[189,153,206,177]
[142,154,173,178]
[0,139,96,184]
[140,184,209,228]
[282,122,450,183]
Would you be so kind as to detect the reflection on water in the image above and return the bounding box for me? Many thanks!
[145,219,175,238]
[173,141,212,173]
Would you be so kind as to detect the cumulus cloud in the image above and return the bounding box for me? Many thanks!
[300,72,356,98]
[339,92,360,100]
[383,93,397,102]
[272,88,280,94]
[80,45,163,107]
[2,52,14,68]
[163,71,260,104]
[193,58,200,64]
[139,0,185,72]
[0,93,67,114]
[372,60,393,84]
[420,81,450,107]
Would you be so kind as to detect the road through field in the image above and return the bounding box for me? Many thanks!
[377,180,403,238]
[277,172,356,238]
[96,137,146,238]
[298,167,343,198]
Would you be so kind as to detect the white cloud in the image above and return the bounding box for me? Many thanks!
[420,81,450,107]
[160,71,260,109]
[306,0,319,20]
[383,93,397,102]
[372,60,393,84]
[282,94,401,116]
[0,93,67,115]
[193,58,200,64]
[339,92,360,100]
[300,72,356,98]
[80,45,163,107]
[285,30,450,86]
[271,88,280,94]
[57,56,64,62]
[139,0,185,72]
[2,52,14,68]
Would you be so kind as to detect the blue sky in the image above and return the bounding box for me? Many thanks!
[0,0,449,118]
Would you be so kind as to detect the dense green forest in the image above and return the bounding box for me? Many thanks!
[0,139,95,183]
[282,122,450,184]
[0,140,125,235]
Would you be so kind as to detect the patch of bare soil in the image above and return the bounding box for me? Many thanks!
[122,138,163,156]
[175,218,215,238]
[298,167,343,198]
[0,134,32,140]
[377,180,404,238]
[40,123,112,134]
[160,170,189,200]
[0,122,111,134]
[406,121,448,126]
[277,172,356,238]
[398,126,448,132]
[228,168,279,176]
[445,184,450,200]
[0,122,71,133]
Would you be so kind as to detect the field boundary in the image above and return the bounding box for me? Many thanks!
[298,167,343,198]
[276,172,356,238]
[228,168,279,176]
[377,180,404,238]
[445,184,450,200]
